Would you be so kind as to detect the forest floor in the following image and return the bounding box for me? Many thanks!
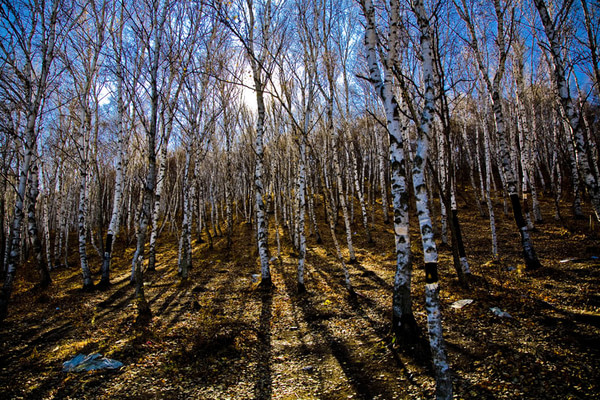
[1,191,600,399]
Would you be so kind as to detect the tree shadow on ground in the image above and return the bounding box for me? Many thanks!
[308,250,434,372]
[275,259,415,399]
[255,288,273,400]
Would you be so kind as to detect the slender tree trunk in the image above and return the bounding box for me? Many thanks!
[147,141,168,271]
[238,1,273,287]
[550,110,563,220]
[77,106,94,291]
[515,42,535,231]
[130,0,169,323]
[307,183,322,244]
[27,160,51,288]
[78,153,93,291]
[0,0,59,321]
[462,120,485,217]
[361,0,417,344]
[297,129,307,293]
[131,163,154,323]
[60,187,71,268]
[439,145,448,245]
[378,133,390,224]
[178,151,193,280]
[534,0,600,221]
[204,201,213,250]
[274,185,282,258]
[321,165,353,294]
[99,132,125,287]
[529,111,543,223]
[1,138,34,320]
[253,80,271,286]
[350,141,372,243]
[437,90,469,282]
[561,112,584,217]
[100,13,127,288]
[459,0,541,270]
[412,1,452,396]
[0,148,6,277]
[41,186,52,271]
[495,90,541,269]
[482,118,499,258]
[329,107,356,263]
[225,140,234,249]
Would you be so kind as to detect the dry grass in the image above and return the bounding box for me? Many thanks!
[1,191,599,399]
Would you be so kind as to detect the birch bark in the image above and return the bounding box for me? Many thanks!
[0,0,60,321]
[321,163,353,293]
[412,0,452,396]
[351,140,373,243]
[77,122,93,291]
[99,16,126,287]
[297,128,308,292]
[533,0,600,221]
[326,93,357,263]
[97,2,126,289]
[178,151,193,279]
[238,0,273,286]
[27,159,51,288]
[360,0,416,342]
[457,0,541,269]
[130,0,169,322]
[482,121,499,258]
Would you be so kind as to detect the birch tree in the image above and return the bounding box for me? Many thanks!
[177,16,221,279]
[360,0,417,343]
[65,0,108,290]
[145,5,198,272]
[580,0,600,93]
[431,11,470,282]
[316,0,358,264]
[128,0,170,322]
[533,0,600,221]
[262,0,321,292]
[216,0,287,287]
[0,0,62,321]
[411,0,452,396]
[99,0,127,289]
[26,154,51,288]
[456,0,542,270]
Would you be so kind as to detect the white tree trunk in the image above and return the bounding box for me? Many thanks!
[40,167,52,271]
[378,133,390,224]
[78,160,93,290]
[254,87,271,284]
[482,119,499,258]
[329,106,356,263]
[361,0,416,342]
[26,158,51,288]
[322,166,353,293]
[534,0,600,221]
[0,141,33,320]
[459,0,541,269]
[350,141,372,243]
[297,130,307,292]
[100,12,127,288]
[0,0,59,321]
[147,142,167,271]
[178,151,193,279]
[412,1,452,396]
[462,120,485,217]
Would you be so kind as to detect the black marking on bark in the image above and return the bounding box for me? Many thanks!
[425,262,438,284]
